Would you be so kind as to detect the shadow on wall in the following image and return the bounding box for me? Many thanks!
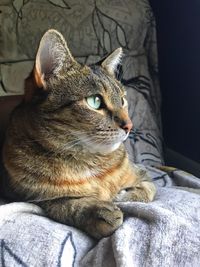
[150,0,200,164]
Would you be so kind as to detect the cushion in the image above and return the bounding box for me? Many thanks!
[0,0,164,165]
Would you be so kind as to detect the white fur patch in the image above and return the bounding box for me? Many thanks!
[123,132,130,141]
[86,141,122,155]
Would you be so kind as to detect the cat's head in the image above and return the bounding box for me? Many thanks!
[25,29,132,155]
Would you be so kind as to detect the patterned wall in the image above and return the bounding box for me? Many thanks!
[0,0,164,165]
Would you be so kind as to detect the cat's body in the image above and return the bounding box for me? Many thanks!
[1,30,156,239]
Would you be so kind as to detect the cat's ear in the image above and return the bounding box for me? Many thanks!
[34,29,76,88]
[101,48,123,77]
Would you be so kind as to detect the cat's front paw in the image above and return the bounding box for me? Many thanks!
[130,180,156,202]
[115,181,156,203]
[88,202,123,239]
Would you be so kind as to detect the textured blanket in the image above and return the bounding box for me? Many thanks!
[0,167,200,267]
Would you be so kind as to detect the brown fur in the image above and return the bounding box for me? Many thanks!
[1,30,156,239]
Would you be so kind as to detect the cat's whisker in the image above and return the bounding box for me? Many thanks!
[25,129,125,158]
[54,135,99,155]
[22,133,74,144]
[30,138,83,159]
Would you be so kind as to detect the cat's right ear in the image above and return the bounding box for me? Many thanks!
[101,48,123,77]
[34,29,76,88]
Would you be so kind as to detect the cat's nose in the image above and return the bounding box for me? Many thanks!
[114,112,133,133]
[120,119,133,133]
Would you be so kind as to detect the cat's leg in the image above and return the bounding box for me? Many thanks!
[115,169,156,203]
[39,197,123,239]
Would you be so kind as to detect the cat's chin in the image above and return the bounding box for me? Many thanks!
[86,142,122,155]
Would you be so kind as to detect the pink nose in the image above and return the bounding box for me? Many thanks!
[121,119,133,133]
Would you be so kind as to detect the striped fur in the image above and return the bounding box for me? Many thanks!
[2,30,156,239]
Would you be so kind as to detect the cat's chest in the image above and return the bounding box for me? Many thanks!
[44,160,124,200]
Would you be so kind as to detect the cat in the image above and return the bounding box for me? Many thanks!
[1,29,156,239]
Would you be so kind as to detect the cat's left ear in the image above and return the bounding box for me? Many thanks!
[101,48,123,77]
[34,29,77,88]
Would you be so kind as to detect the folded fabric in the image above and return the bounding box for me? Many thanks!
[0,167,200,267]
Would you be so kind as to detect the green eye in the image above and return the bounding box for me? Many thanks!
[86,95,102,110]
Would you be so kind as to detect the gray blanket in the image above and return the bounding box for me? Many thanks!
[0,167,200,267]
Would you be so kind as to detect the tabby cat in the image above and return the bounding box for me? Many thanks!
[1,30,156,239]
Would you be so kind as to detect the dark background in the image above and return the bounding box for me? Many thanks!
[150,0,200,163]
